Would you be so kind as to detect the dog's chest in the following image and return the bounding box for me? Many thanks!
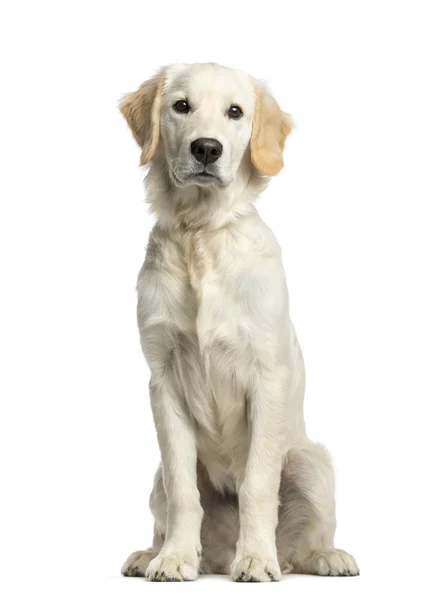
[179,229,232,332]
[181,229,219,289]
[180,232,250,469]
[139,227,249,473]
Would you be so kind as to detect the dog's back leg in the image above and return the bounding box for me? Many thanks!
[198,464,239,574]
[121,467,166,577]
[277,443,359,576]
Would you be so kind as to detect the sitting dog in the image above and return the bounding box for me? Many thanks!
[120,63,358,582]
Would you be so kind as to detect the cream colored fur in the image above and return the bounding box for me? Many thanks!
[120,63,358,582]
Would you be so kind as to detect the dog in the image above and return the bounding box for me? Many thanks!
[119,63,358,582]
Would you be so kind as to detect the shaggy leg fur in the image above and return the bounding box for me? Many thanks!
[122,442,358,579]
[277,444,359,576]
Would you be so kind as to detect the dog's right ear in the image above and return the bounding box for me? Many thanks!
[119,72,164,165]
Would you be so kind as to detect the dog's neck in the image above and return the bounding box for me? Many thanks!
[145,150,268,232]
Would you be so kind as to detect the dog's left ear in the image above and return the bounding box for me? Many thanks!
[251,85,293,176]
[119,71,164,165]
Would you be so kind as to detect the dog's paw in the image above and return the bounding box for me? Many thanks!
[231,554,281,582]
[303,548,359,576]
[121,549,157,577]
[145,555,199,581]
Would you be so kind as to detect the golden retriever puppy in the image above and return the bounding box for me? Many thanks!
[120,63,358,582]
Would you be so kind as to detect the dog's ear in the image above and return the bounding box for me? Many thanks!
[250,85,293,176]
[119,72,164,165]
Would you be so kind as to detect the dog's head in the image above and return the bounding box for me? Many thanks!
[120,63,292,187]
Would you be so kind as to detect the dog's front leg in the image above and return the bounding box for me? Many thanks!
[145,381,203,581]
[231,366,290,582]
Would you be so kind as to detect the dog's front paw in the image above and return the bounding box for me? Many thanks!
[231,554,281,582]
[146,554,199,581]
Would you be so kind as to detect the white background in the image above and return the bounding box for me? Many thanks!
[1,1,438,599]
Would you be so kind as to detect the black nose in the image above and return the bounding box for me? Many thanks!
[190,138,223,165]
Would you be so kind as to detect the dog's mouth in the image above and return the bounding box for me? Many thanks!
[172,169,222,187]
[192,171,219,182]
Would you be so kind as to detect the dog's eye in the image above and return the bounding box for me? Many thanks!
[227,105,243,119]
[173,100,190,114]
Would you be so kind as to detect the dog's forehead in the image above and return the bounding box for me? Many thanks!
[164,63,255,110]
